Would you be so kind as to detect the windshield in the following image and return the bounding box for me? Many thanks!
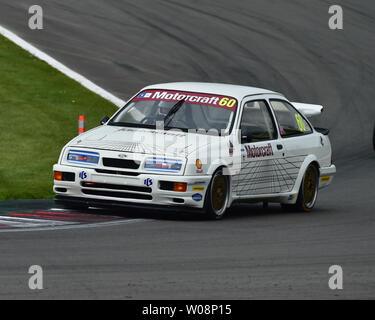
[109,89,238,134]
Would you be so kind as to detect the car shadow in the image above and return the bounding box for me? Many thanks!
[70,202,334,222]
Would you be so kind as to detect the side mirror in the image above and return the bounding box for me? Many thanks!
[101,116,110,125]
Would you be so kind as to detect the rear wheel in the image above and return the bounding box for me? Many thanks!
[204,169,229,219]
[281,164,319,212]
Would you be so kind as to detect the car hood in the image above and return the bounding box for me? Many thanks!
[68,125,220,158]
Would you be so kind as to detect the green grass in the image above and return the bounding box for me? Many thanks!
[0,35,118,200]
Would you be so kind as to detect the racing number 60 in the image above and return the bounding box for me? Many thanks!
[219,97,236,108]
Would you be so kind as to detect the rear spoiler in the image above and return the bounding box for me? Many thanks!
[291,102,323,117]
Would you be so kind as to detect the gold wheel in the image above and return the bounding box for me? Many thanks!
[207,170,229,219]
[301,165,318,211]
[281,164,319,212]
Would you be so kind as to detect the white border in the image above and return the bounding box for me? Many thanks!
[0,25,125,107]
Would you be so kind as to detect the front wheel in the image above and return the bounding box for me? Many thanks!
[281,164,319,212]
[204,169,229,220]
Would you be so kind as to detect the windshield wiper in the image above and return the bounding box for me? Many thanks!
[108,121,153,129]
[164,99,185,127]
[108,121,133,127]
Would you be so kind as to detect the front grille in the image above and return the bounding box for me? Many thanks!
[102,158,140,169]
[95,169,139,176]
[81,181,151,193]
[82,189,152,200]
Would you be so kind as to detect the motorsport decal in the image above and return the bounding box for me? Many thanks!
[192,193,203,201]
[79,171,88,180]
[229,141,234,156]
[244,143,274,158]
[144,178,153,187]
[192,186,205,192]
[132,90,238,111]
[195,159,203,174]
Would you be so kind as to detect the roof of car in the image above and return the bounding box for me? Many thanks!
[142,82,282,100]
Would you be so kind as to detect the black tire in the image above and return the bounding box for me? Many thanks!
[281,164,319,212]
[204,169,229,220]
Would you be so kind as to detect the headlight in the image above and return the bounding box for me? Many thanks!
[144,157,182,172]
[67,150,99,165]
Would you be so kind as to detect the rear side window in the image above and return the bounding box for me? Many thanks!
[270,100,312,137]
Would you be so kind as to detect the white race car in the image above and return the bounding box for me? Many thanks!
[53,82,336,219]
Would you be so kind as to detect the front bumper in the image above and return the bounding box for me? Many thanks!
[53,164,211,209]
[54,195,205,213]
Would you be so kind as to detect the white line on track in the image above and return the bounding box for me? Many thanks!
[0,25,125,108]
[0,216,75,228]
[0,218,149,233]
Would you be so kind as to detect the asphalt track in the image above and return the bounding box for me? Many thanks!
[0,0,374,299]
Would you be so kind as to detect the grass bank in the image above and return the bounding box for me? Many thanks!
[0,35,118,200]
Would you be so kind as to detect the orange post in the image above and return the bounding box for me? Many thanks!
[78,115,85,134]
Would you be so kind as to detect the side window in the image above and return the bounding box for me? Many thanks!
[270,100,312,137]
[240,100,276,142]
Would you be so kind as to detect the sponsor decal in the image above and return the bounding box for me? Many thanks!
[144,178,153,187]
[133,90,237,111]
[79,171,87,180]
[195,159,202,169]
[192,186,205,192]
[138,92,152,98]
[195,159,203,173]
[192,181,206,185]
[320,176,330,183]
[244,143,274,158]
[192,193,203,202]
[288,194,295,201]
[229,141,234,156]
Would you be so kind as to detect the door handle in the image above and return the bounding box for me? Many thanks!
[277,144,283,150]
